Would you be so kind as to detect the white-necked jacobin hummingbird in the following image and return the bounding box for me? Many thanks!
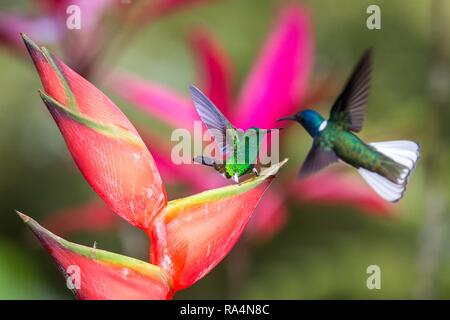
[189,85,278,183]
[277,49,420,202]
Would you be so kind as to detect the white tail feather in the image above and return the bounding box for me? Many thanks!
[370,140,419,171]
[358,140,420,202]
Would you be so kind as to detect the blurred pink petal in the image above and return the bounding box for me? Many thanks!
[247,188,288,241]
[109,72,197,129]
[43,201,118,237]
[43,0,114,72]
[36,0,112,30]
[190,28,234,116]
[291,171,392,215]
[0,14,59,50]
[235,5,314,129]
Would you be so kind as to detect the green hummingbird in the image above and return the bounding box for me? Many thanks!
[189,85,274,183]
[277,49,420,202]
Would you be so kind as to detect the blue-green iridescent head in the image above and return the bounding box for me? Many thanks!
[277,109,326,137]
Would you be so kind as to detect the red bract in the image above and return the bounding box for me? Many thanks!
[23,34,167,230]
[20,35,285,299]
[150,162,284,290]
[17,211,173,300]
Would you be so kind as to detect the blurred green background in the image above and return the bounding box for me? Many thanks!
[0,0,449,299]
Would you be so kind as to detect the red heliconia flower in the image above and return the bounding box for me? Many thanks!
[19,34,286,299]
[23,33,167,230]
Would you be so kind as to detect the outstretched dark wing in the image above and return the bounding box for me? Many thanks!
[329,48,372,132]
[299,139,338,178]
[189,85,235,154]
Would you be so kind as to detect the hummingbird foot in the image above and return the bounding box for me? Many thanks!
[252,167,259,176]
[233,173,239,183]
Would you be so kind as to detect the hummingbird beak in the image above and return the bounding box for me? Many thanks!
[276,115,296,122]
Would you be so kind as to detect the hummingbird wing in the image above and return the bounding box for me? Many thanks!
[189,85,235,155]
[193,156,216,166]
[193,156,227,176]
[329,48,372,132]
[299,139,338,178]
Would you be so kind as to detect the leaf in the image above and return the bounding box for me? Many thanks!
[149,160,287,290]
[23,34,167,230]
[17,211,173,300]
